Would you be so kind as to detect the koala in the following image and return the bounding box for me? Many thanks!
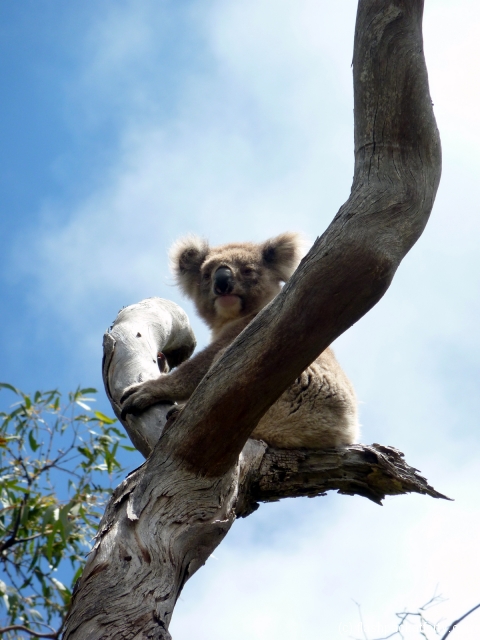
[121,233,359,449]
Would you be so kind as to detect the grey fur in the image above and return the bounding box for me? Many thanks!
[121,233,359,449]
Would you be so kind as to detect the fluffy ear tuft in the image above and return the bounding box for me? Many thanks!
[169,235,210,297]
[262,232,304,281]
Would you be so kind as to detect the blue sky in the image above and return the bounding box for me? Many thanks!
[1,1,480,638]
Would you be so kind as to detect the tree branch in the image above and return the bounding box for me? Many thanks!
[440,603,480,640]
[0,624,59,639]
[167,0,441,477]
[63,2,443,637]
[62,437,447,639]
[236,441,449,517]
[102,298,196,457]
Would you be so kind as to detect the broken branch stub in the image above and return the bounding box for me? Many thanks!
[236,441,450,517]
[102,297,196,457]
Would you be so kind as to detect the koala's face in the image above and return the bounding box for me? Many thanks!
[170,233,302,335]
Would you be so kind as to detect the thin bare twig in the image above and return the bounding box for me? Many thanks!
[354,596,480,640]
[0,623,60,639]
[0,530,45,550]
[353,600,369,640]
[440,603,480,640]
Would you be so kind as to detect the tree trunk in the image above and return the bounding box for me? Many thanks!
[62,1,442,638]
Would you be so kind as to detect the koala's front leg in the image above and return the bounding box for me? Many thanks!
[120,333,237,419]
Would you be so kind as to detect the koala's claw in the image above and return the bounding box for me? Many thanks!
[120,386,136,404]
[120,382,154,420]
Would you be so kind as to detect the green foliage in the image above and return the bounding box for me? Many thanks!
[0,384,129,639]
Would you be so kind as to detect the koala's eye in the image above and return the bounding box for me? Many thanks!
[242,267,255,276]
[202,271,211,281]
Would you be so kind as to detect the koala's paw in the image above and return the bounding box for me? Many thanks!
[120,380,166,419]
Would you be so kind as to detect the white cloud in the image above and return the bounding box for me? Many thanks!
[424,1,480,157]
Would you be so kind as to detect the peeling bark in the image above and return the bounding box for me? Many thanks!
[63,421,447,639]
[63,1,443,638]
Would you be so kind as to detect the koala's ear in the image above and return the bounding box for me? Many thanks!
[262,232,303,282]
[169,235,210,297]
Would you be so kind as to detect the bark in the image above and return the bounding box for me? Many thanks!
[236,440,448,517]
[63,1,443,638]
[63,415,446,639]
[102,298,196,457]
[165,0,441,477]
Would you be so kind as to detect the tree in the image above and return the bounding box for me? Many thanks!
[62,0,443,638]
[0,385,128,639]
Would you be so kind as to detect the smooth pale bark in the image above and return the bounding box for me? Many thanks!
[102,298,196,457]
[63,1,443,638]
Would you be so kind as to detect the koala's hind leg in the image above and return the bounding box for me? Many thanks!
[251,347,358,449]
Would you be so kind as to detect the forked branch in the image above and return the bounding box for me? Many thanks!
[63,2,443,638]
[168,0,441,476]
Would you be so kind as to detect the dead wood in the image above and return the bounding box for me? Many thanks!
[236,440,449,518]
[102,297,196,457]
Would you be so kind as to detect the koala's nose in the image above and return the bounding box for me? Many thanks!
[213,267,234,295]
